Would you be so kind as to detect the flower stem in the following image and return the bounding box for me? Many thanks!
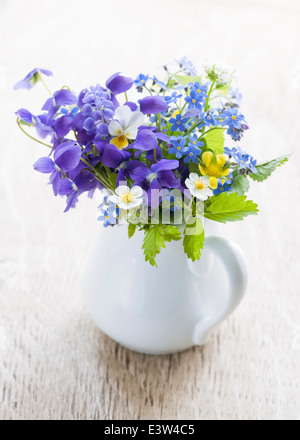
[204,80,215,112]
[185,120,203,137]
[180,102,187,114]
[144,86,153,96]
[199,127,225,139]
[80,157,114,192]
[17,118,53,148]
[17,118,114,192]
[37,72,53,96]
[125,91,129,102]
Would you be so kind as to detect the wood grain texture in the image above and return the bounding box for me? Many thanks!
[0,0,300,420]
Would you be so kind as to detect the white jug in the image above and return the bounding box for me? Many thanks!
[84,220,247,354]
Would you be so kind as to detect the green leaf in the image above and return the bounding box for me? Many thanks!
[163,225,182,242]
[231,174,250,195]
[166,78,176,89]
[105,167,117,188]
[202,128,225,154]
[142,225,181,267]
[173,74,202,86]
[188,161,200,175]
[183,218,205,261]
[249,155,290,182]
[128,223,137,239]
[216,81,231,95]
[204,192,258,223]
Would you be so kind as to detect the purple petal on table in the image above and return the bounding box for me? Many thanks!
[54,89,78,106]
[54,141,82,172]
[101,144,124,168]
[140,96,168,114]
[106,72,134,95]
[131,129,158,151]
[15,108,34,124]
[151,159,179,173]
[33,157,55,173]
[53,116,73,137]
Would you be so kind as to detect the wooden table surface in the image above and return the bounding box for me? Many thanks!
[0,0,299,420]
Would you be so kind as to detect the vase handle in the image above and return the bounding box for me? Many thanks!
[191,236,247,345]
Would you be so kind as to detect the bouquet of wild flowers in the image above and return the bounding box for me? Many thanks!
[15,59,289,266]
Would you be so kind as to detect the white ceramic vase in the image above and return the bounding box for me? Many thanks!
[84,220,247,355]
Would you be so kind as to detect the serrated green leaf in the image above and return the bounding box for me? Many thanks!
[128,223,137,238]
[163,225,182,242]
[202,128,225,154]
[183,218,205,261]
[204,192,258,223]
[231,174,250,195]
[142,225,181,267]
[174,74,202,86]
[249,155,289,182]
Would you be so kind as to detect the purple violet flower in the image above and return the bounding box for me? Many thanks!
[54,89,77,106]
[139,96,168,115]
[14,68,52,90]
[129,159,180,193]
[106,72,134,95]
[131,129,158,151]
[33,157,63,196]
[53,141,82,172]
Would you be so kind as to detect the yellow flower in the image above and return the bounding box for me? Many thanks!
[108,105,144,150]
[170,109,180,119]
[199,151,230,189]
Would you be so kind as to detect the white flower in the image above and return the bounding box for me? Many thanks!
[108,105,144,150]
[109,185,144,210]
[185,173,213,201]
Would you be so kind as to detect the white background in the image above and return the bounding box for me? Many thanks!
[0,0,299,420]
